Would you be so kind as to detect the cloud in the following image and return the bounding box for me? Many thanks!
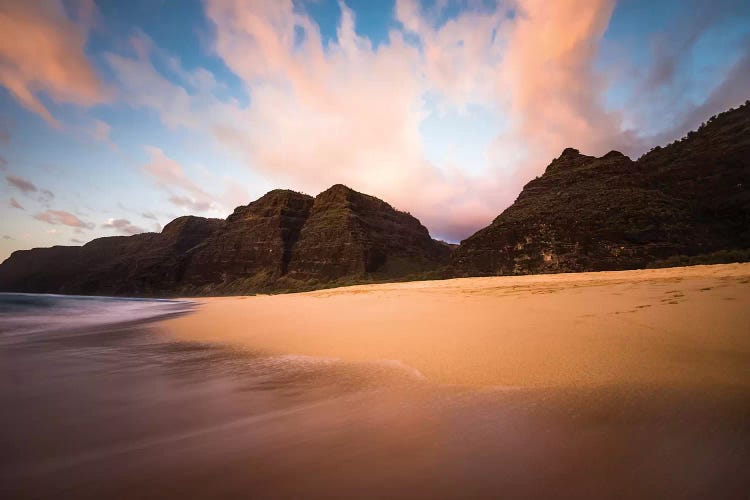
[395,0,506,108]
[142,146,217,212]
[102,218,145,235]
[103,32,233,130]
[5,174,55,204]
[492,0,637,173]
[0,156,7,171]
[70,238,83,244]
[0,0,105,126]
[168,195,214,212]
[95,0,747,242]
[9,198,23,210]
[6,174,37,193]
[140,212,163,232]
[33,209,94,229]
[3,235,12,240]
[201,0,505,240]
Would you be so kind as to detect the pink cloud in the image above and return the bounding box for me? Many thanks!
[492,1,636,176]
[204,1,459,233]
[168,195,213,213]
[396,0,506,108]
[33,209,94,229]
[142,146,218,212]
[0,1,105,126]
[142,147,200,194]
[9,198,24,210]
[6,174,55,204]
[102,218,145,235]
[6,174,37,193]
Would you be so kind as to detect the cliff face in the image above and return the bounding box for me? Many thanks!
[452,103,750,275]
[0,186,449,296]
[0,216,223,295]
[181,190,314,292]
[286,184,451,283]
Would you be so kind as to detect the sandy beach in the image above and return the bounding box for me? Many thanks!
[160,263,750,389]
[3,265,750,499]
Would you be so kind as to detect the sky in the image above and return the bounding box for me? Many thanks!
[1,0,749,261]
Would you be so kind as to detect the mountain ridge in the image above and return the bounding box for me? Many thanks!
[1,101,749,295]
[0,185,450,296]
[452,101,750,275]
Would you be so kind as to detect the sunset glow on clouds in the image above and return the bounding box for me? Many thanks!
[1,0,749,260]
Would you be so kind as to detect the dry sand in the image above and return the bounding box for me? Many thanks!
[158,263,750,389]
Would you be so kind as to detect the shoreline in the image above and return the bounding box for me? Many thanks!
[157,262,750,389]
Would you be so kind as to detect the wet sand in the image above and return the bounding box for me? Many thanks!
[161,263,750,389]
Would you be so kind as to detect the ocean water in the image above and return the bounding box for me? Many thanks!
[1,294,748,499]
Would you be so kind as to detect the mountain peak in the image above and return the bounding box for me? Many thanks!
[162,215,216,235]
[560,147,581,158]
[544,148,594,173]
[601,150,631,161]
[454,101,750,275]
[317,183,357,201]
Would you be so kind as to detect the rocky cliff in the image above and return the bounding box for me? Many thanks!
[286,184,451,284]
[0,186,449,296]
[0,216,223,295]
[181,190,314,293]
[452,102,750,275]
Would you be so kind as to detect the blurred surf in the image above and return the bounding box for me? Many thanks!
[0,293,194,341]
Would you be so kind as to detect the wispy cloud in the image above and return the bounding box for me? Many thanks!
[102,218,145,235]
[34,209,94,229]
[167,195,213,212]
[0,0,105,126]
[6,174,55,205]
[6,174,37,193]
[9,198,24,210]
[142,146,217,212]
